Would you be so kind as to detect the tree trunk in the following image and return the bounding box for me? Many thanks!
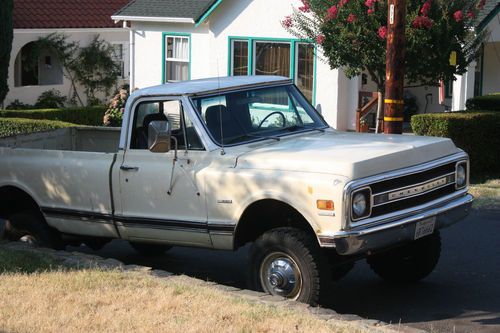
[375,90,384,133]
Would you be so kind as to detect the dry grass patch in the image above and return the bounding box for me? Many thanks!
[469,179,500,210]
[0,267,373,333]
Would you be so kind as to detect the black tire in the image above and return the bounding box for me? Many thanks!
[249,227,331,305]
[129,242,172,256]
[3,210,64,250]
[367,231,441,283]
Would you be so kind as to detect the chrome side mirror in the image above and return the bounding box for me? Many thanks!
[148,120,171,153]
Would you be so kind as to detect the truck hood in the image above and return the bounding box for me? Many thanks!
[234,130,460,180]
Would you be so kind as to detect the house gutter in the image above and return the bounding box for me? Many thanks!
[195,0,224,27]
[111,15,195,24]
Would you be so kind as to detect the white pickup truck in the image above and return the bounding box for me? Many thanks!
[0,76,473,304]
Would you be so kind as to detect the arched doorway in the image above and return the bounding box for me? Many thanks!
[14,41,63,87]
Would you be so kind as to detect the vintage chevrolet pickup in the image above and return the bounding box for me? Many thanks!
[0,76,473,304]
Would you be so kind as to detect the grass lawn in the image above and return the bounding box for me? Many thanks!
[469,178,500,210]
[0,247,374,333]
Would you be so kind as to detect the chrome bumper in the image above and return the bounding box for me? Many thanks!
[320,194,473,255]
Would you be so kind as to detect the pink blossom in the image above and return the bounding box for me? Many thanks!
[420,0,431,16]
[453,10,463,22]
[365,0,376,8]
[347,13,356,23]
[299,0,310,12]
[412,15,433,29]
[316,34,326,44]
[467,10,475,19]
[282,15,293,28]
[120,108,125,113]
[378,26,387,39]
[367,8,375,15]
[478,0,486,10]
[326,5,338,20]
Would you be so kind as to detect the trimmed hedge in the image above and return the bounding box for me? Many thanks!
[0,118,75,138]
[0,106,106,126]
[466,94,500,111]
[411,111,500,174]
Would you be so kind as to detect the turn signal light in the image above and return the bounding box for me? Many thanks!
[317,200,334,211]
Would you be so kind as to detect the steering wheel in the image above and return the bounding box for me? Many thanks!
[257,111,286,129]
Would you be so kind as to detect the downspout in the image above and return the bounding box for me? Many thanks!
[125,20,135,90]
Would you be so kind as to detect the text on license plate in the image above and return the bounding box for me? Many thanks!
[414,217,436,240]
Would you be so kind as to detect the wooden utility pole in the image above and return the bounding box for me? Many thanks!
[384,0,406,134]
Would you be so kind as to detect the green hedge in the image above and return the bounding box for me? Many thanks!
[0,118,76,138]
[466,94,500,111]
[0,106,106,126]
[411,111,500,174]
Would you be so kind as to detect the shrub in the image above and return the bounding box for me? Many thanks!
[466,93,500,111]
[6,99,34,110]
[35,89,67,109]
[103,88,128,127]
[411,111,500,174]
[0,105,106,126]
[0,117,75,138]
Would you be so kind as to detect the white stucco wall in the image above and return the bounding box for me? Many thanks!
[5,28,129,107]
[451,12,500,109]
[130,0,357,130]
[482,41,500,94]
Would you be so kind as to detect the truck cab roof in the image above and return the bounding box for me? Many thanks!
[130,76,291,98]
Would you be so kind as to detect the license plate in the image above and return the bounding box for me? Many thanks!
[414,217,436,240]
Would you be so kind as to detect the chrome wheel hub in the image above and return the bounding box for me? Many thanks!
[260,252,302,299]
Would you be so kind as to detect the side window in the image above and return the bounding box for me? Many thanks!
[130,100,203,150]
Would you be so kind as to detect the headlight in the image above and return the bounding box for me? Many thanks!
[456,162,467,189]
[351,188,371,220]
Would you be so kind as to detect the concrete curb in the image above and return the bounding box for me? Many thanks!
[0,240,426,333]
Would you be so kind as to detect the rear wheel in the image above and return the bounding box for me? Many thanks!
[249,227,331,305]
[367,231,441,283]
[3,210,64,249]
[129,242,172,256]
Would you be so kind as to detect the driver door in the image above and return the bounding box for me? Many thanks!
[116,98,210,247]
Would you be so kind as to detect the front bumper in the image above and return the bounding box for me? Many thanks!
[319,193,473,255]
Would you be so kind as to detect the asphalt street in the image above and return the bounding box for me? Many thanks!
[72,209,499,333]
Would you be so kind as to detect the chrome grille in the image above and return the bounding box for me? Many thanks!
[343,153,469,229]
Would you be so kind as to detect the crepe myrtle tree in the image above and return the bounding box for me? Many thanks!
[283,0,486,130]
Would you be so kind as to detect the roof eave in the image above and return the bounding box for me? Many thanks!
[111,15,195,24]
[194,0,224,27]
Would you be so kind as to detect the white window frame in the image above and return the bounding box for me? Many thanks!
[165,35,190,83]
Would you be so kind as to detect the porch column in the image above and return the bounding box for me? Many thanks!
[451,62,476,111]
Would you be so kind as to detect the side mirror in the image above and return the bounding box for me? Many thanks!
[148,120,171,153]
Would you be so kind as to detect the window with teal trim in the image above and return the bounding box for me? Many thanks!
[165,36,190,82]
[229,38,315,103]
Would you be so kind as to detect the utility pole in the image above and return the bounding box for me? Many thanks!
[384,0,406,134]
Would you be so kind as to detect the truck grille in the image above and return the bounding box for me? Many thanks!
[345,155,469,228]
[369,162,457,218]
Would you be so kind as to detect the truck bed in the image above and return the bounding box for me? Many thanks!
[0,127,120,153]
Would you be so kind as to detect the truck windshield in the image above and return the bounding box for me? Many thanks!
[190,84,328,146]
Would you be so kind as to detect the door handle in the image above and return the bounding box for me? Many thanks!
[120,165,139,171]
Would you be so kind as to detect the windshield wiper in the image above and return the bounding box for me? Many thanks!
[284,125,325,133]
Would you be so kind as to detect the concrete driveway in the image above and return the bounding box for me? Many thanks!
[72,208,500,333]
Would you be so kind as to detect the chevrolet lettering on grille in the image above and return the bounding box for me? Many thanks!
[388,177,448,201]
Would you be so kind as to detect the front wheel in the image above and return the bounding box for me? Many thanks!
[249,227,331,305]
[367,231,441,283]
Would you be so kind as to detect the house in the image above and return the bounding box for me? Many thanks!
[113,0,500,131]
[5,0,131,107]
[112,0,359,130]
[452,1,500,111]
